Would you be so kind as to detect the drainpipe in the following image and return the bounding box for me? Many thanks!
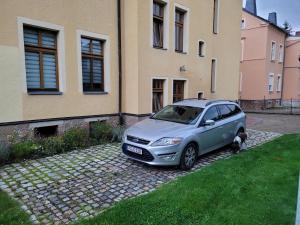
[280,33,288,104]
[117,0,123,125]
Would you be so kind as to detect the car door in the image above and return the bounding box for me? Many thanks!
[216,104,236,145]
[196,106,223,154]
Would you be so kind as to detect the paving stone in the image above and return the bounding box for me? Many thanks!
[0,130,281,225]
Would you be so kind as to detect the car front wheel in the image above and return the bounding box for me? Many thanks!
[180,143,197,170]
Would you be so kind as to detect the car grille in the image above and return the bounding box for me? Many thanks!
[122,144,154,162]
[127,135,150,145]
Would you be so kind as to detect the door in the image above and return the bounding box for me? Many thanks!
[196,106,223,154]
[173,80,185,103]
[217,104,236,145]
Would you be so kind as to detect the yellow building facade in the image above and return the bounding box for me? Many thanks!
[0,0,242,139]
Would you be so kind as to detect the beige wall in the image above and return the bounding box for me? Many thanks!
[0,0,119,123]
[240,11,285,100]
[123,0,242,114]
[283,38,300,99]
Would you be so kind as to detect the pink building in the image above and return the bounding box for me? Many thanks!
[240,1,287,109]
[283,35,300,103]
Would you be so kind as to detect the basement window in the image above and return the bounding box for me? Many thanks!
[198,41,205,57]
[34,125,58,138]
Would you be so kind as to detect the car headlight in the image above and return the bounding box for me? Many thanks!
[151,137,182,147]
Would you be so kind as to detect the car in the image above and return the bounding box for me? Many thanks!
[122,99,246,170]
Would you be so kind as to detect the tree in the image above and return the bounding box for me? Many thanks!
[282,20,293,35]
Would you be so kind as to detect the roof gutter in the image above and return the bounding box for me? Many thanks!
[117,0,123,125]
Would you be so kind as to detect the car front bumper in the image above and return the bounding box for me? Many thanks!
[122,141,184,166]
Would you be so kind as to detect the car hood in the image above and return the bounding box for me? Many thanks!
[126,118,190,142]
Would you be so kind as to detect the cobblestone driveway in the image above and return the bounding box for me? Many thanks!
[0,129,281,225]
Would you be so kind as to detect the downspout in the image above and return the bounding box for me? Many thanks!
[117,0,123,125]
[280,33,288,104]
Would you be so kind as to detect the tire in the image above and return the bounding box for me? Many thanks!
[180,143,198,170]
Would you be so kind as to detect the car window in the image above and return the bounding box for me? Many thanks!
[202,106,219,122]
[218,105,232,119]
[227,104,241,116]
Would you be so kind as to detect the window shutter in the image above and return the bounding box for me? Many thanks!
[25,51,40,89]
[93,59,103,84]
[43,54,57,89]
[24,29,38,46]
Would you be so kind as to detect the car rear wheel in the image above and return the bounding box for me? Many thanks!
[180,143,197,170]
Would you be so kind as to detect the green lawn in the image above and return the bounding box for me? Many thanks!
[1,135,299,225]
[0,191,32,225]
[74,134,300,225]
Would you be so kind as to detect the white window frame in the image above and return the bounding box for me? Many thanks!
[171,78,188,102]
[278,44,284,63]
[211,58,217,93]
[198,39,206,57]
[150,77,169,113]
[213,0,220,34]
[76,30,111,93]
[174,3,190,54]
[17,17,66,93]
[276,74,282,92]
[241,19,246,29]
[150,0,170,49]
[268,73,274,92]
[271,41,276,61]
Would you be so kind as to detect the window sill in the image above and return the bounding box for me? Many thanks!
[83,91,108,95]
[199,55,205,58]
[28,91,63,95]
[153,46,167,51]
[175,50,187,55]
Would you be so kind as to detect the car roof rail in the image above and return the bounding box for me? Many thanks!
[205,100,237,107]
[173,98,206,103]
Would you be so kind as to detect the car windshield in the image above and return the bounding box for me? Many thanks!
[151,105,204,124]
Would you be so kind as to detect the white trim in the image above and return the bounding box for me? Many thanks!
[29,120,63,129]
[171,78,189,102]
[271,40,276,61]
[211,58,217,93]
[150,0,170,49]
[150,77,169,113]
[276,74,282,92]
[17,17,66,93]
[278,44,284,63]
[268,73,275,92]
[76,30,111,93]
[174,3,190,54]
[239,72,243,92]
[198,39,206,57]
[213,0,220,34]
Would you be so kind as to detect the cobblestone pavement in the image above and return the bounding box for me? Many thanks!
[0,129,281,225]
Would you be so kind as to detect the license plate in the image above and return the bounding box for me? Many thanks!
[127,145,143,155]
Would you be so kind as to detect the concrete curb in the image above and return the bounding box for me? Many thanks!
[296,172,300,225]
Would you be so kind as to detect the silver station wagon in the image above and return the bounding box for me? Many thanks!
[122,99,246,170]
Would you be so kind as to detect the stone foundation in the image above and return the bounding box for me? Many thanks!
[239,99,281,110]
[0,115,119,143]
[122,114,150,127]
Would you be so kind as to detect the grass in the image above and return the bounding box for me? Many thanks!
[0,191,32,225]
[73,134,300,225]
[0,135,299,225]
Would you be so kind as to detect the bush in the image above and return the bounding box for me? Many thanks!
[90,122,113,144]
[39,136,65,156]
[0,142,10,165]
[111,125,126,142]
[63,127,89,151]
[9,140,40,161]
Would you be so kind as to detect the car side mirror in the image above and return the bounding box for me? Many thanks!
[204,120,215,126]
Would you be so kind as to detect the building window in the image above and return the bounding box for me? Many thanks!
[268,73,274,92]
[175,8,185,52]
[271,41,276,61]
[211,59,217,93]
[276,75,282,92]
[153,1,165,48]
[279,44,284,63]
[241,19,246,29]
[24,26,59,92]
[213,0,219,34]
[152,79,164,112]
[239,72,243,92]
[34,125,58,138]
[81,37,104,92]
[241,39,245,61]
[198,92,204,99]
[198,41,205,57]
[173,80,185,102]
